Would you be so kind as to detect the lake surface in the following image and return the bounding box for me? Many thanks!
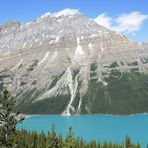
[17,114,148,147]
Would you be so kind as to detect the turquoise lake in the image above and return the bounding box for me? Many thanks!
[17,114,148,147]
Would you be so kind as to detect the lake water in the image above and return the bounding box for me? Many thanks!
[17,114,148,147]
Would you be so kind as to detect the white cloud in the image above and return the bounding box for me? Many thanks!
[40,9,79,19]
[54,9,79,17]
[95,11,148,35]
[114,12,148,33]
[95,13,112,29]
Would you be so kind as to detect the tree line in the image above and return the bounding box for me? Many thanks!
[13,127,141,148]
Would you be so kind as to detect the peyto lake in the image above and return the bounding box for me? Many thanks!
[17,114,148,147]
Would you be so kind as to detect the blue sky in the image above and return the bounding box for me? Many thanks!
[0,0,147,42]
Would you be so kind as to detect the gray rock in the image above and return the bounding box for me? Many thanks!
[0,9,148,115]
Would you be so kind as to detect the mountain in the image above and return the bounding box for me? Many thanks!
[143,42,148,50]
[0,9,148,115]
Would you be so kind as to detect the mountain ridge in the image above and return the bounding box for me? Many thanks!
[0,9,148,115]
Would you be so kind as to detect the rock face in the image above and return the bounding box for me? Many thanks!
[0,9,148,115]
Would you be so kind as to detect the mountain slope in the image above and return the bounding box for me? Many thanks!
[0,9,148,115]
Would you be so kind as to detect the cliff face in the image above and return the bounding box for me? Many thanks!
[0,9,148,115]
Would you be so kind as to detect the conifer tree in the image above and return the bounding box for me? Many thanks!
[47,124,58,148]
[58,133,63,148]
[0,89,24,148]
[125,136,133,148]
[64,126,75,148]
[37,131,46,148]
[31,131,37,148]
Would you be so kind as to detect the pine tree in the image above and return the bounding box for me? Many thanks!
[30,131,38,148]
[58,134,63,148]
[64,126,75,148]
[47,124,59,148]
[37,131,46,148]
[0,89,24,148]
[125,136,133,148]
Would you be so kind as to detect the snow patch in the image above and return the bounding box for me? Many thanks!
[29,44,32,48]
[104,31,108,38]
[98,78,108,86]
[55,36,60,42]
[20,25,23,29]
[41,33,45,37]
[88,43,92,50]
[40,12,51,18]
[22,43,26,49]
[62,68,79,116]
[26,22,31,26]
[57,18,64,22]
[78,97,82,111]
[101,42,104,52]
[75,37,85,56]
[81,36,84,40]
[35,39,39,42]
[59,30,64,33]
[98,31,103,36]
[54,9,79,17]
[102,81,108,86]
[38,52,49,65]
[49,40,54,44]
[46,35,49,39]
[3,51,10,56]
[92,34,98,38]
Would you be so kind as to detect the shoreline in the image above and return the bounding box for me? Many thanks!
[20,112,148,119]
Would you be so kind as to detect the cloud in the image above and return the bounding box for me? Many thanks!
[95,13,112,29]
[95,11,148,35]
[114,12,148,34]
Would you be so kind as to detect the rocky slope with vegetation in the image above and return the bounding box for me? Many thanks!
[0,9,148,115]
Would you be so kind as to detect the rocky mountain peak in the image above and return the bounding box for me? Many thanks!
[40,9,81,18]
[0,9,148,115]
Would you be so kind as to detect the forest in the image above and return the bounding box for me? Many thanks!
[10,127,141,148]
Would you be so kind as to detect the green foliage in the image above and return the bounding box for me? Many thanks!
[141,57,148,64]
[130,68,139,73]
[128,61,138,66]
[63,127,75,148]
[109,62,119,68]
[125,136,133,148]
[90,63,98,72]
[11,128,141,148]
[81,72,148,115]
[90,63,98,77]
[15,94,70,114]
[47,124,59,148]
[0,89,24,148]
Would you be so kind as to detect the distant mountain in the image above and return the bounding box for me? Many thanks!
[1,9,148,115]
